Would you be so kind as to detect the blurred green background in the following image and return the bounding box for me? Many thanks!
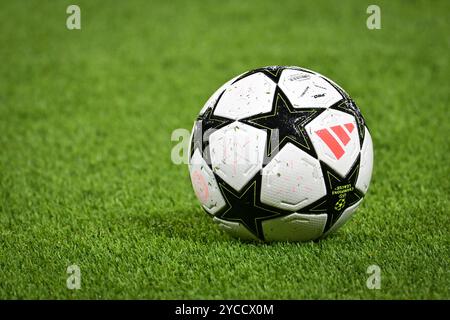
[0,0,448,299]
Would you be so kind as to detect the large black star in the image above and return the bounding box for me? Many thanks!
[241,87,324,161]
[216,177,285,241]
[300,156,365,232]
[190,102,232,164]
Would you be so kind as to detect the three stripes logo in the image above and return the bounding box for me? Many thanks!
[315,123,355,160]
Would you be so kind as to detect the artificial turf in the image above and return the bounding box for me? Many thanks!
[0,0,449,299]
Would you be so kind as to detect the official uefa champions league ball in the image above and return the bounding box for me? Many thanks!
[188,66,373,242]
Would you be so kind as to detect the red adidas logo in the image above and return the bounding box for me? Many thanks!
[315,123,355,160]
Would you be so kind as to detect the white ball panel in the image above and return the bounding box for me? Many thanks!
[286,66,350,98]
[305,108,360,177]
[356,128,373,194]
[213,72,276,120]
[260,143,326,211]
[279,69,342,109]
[209,122,267,192]
[262,213,327,242]
[189,149,226,215]
[199,74,242,115]
[322,199,362,238]
[213,217,260,241]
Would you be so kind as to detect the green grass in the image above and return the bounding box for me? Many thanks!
[0,0,449,299]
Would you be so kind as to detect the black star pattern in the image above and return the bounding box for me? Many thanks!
[299,156,365,232]
[189,99,233,164]
[232,66,286,84]
[330,99,366,147]
[215,175,288,241]
[241,87,325,162]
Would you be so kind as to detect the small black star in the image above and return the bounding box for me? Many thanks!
[241,87,324,161]
[300,156,364,232]
[216,177,285,240]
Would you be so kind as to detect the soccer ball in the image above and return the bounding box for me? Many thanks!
[188,66,373,242]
